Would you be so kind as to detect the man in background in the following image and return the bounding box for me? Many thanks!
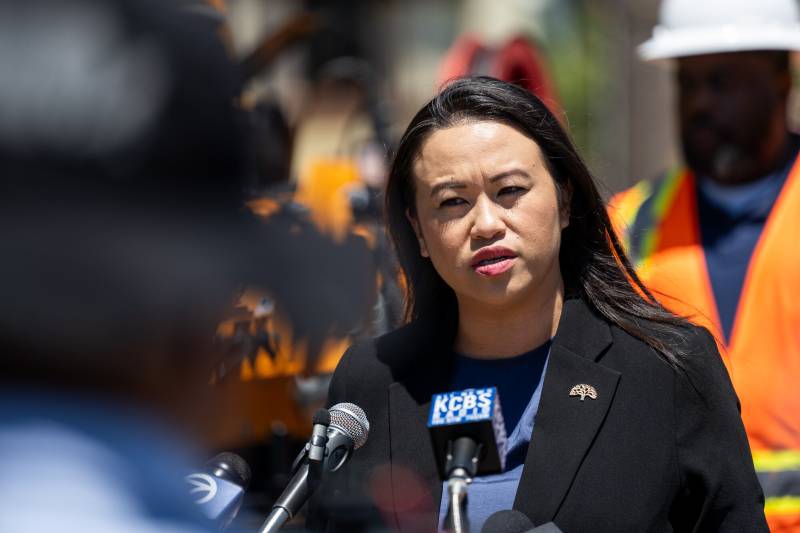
[0,0,260,530]
[610,0,800,529]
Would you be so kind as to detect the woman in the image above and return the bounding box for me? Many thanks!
[309,77,767,532]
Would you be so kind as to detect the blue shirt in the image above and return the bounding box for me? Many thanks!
[697,150,795,342]
[437,341,551,532]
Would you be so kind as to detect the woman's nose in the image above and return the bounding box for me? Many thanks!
[470,195,505,241]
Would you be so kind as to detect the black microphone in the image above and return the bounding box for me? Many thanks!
[481,510,533,533]
[481,510,563,533]
[258,402,369,533]
[185,452,251,529]
[428,387,508,533]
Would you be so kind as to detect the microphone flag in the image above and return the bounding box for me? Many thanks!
[428,387,508,477]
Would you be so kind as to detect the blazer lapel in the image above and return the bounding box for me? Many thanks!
[513,297,620,525]
[388,320,454,533]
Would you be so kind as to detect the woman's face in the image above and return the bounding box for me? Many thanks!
[408,120,569,310]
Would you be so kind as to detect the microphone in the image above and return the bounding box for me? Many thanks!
[428,387,507,533]
[185,452,251,529]
[308,408,330,463]
[258,402,369,533]
[481,510,563,533]
[481,509,562,533]
[428,387,507,478]
[481,510,533,533]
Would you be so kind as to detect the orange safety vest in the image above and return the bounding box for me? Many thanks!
[610,155,800,532]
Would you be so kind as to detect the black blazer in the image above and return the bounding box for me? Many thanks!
[309,296,767,532]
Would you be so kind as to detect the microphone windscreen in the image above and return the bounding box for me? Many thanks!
[207,452,251,488]
[481,510,534,533]
[329,402,369,449]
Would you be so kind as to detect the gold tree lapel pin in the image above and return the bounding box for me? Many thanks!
[569,384,598,401]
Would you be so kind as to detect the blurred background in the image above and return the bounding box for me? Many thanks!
[225,0,757,194]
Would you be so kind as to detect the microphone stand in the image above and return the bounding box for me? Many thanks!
[259,461,309,533]
[259,412,330,533]
[443,436,482,533]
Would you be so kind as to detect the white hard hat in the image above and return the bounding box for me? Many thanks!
[639,0,800,61]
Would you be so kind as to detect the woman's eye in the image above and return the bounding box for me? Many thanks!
[439,197,467,208]
[498,186,525,196]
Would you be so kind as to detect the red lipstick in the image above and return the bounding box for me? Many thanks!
[470,246,517,277]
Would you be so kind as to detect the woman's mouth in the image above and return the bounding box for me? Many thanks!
[471,247,517,277]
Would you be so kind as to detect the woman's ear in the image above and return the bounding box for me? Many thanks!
[405,208,429,257]
[559,181,573,230]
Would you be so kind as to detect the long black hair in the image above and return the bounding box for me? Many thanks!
[385,77,692,365]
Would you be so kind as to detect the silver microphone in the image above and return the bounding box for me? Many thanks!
[258,402,370,533]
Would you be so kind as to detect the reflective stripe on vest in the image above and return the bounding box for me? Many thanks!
[755,450,800,515]
[610,155,800,529]
[620,168,685,269]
